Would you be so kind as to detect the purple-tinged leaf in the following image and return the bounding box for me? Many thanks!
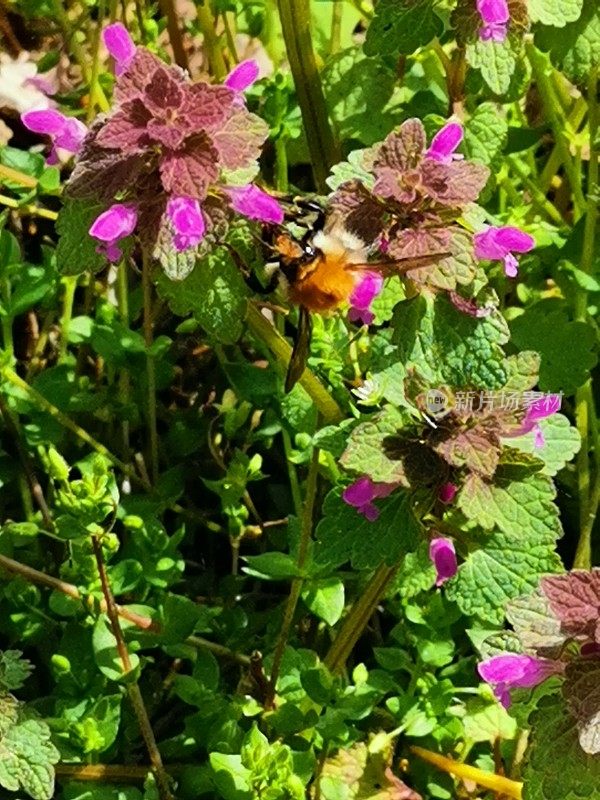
[209,107,268,171]
[145,66,184,112]
[115,48,179,103]
[541,571,600,643]
[506,589,566,657]
[431,417,502,478]
[67,151,147,201]
[181,83,236,130]
[95,99,151,152]
[159,133,219,198]
[374,118,427,173]
[563,656,600,755]
[421,158,489,206]
[329,180,386,245]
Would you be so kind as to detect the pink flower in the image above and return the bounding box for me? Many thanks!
[89,203,137,262]
[513,394,562,448]
[342,477,395,521]
[426,121,464,164]
[348,272,384,326]
[477,0,509,42]
[167,196,205,251]
[226,185,284,224]
[429,537,457,587]
[21,108,87,164]
[224,59,260,93]
[478,654,562,708]
[103,22,136,76]
[438,482,458,504]
[474,225,535,278]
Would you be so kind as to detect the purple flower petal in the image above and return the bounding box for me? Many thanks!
[89,203,137,262]
[103,22,136,75]
[493,226,536,253]
[474,225,535,277]
[526,394,562,423]
[503,252,519,278]
[348,307,375,326]
[362,502,380,522]
[224,60,260,92]
[533,425,545,449]
[429,537,458,587]
[167,196,205,251]
[350,272,384,310]
[426,121,464,164]
[438,482,458,504]
[54,116,87,153]
[21,108,67,135]
[477,0,509,26]
[227,185,284,224]
[343,477,376,508]
[477,653,561,707]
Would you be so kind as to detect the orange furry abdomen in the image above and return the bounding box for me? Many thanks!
[288,254,356,313]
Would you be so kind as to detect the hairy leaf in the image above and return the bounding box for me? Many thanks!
[364,0,443,56]
[56,198,107,275]
[541,571,600,642]
[502,414,581,476]
[528,0,584,26]
[563,656,600,755]
[0,718,60,800]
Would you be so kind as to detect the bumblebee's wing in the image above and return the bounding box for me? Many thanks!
[347,251,453,277]
[285,306,312,393]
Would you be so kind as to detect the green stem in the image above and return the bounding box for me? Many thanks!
[245,303,343,424]
[117,261,131,458]
[329,0,343,55]
[507,155,565,226]
[324,563,398,674]
[222,12,239,64]
[268,446,319,703]
[87,0,106,122]
[573,68,598,569]
[142,252,159,484]
[277,0,340,191]
[59,276,77,362]
[275,137,289,193]
[0,194,58,220]
[197,1,227,80]
[158,0,189,71]
[0,164,38,189]
[527,43,585,218]
[281,427,302,518]
[539,98,587,193]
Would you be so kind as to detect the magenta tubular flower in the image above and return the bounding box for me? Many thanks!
[478,654,562,708]
[224,59,260,93]
[426,121,464,164]
[89,203,137,262]
[477,0,509,42]
[167,196,205,251]
[429,537,458,587]
[342,477,396,521]
[474,225,535,278]
[348,272,384,325]
[226,185,284,224]
[514,394,562,448]
[103,22,136,75]
[438,482,458,504]
[21,108,87,164]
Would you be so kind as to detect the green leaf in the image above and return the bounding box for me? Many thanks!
[0,650,34,691]
[209,753,251,800]
[302,578,345,626]
[364,0,443,56]
[243,552,304,581]
[523,693,600,800]
[315,488,420,570]
[0,718,60,800]
[92,616,140,682]
[322,47,400,145]
[502,414,581,476]
[535,0,600,83]
[509,300,598,394]
[464,102,509,170]
[55,199,107,276]
[466,38,519,95]
[392,294,509,389]
[462,695,518,743]
[529,0,584,26]
[154,247,249,344]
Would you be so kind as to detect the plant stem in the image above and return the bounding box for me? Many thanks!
[507,155,565,226]
[87,0,106,122]
[0,195,58,220]
[527,43,585,219]
[142,251,159,484]
[116,260,131,458]
[275,136,289,193]
[324,563,397,674]
[56,765,180,781]
[573,67,598,569]
[197,1,227,80]
[329,0,343,55]
[222,12,239,64]
[268,446,320,703]
[59,276,77,361]
[91,535,173,800]
[277,0,340,191]
[539,97,587,193]
[0,164,38,188]
[281,427,302,518]
[245,303,343,424]
[410,747,522,799]
[158,0,189,71]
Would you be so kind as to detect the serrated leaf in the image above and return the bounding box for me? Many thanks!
[458,471,563,543]
[523,693,600,800]
[529,0,584,26]
[154,246,248,343]
[563,656,600,755]
[541,570,600,642]
[364,0,443,57]
[392,293,509,389]
[446,529,562,624]
[462,695,518,743]
[509,300,598,394]
[506,590,566,656]
[464,102,509,170]
[535,0,600,83]
[502,414,581,476]
[0,651,34,691]
[503,351,541,392]
[314,488,420,570]
[466,38,519,95]
[0,718,60,800]
[55,199,107,275]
